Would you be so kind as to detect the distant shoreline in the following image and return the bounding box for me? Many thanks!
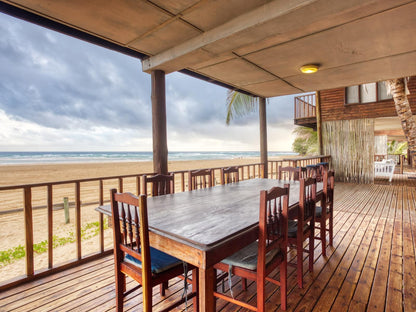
[0,151,297,166]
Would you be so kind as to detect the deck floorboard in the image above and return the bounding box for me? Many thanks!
[0,181,415,311]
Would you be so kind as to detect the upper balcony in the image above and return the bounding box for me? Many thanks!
[294,93,317,130]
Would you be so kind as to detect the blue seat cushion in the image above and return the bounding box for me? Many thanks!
[221,241,280,271]
[315,206,330,218]
[317,162,329,166]
[124,247,182,274]
[288,219,309,238]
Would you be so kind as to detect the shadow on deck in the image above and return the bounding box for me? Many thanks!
[0,182,415,311]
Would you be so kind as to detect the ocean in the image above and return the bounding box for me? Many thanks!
[0,151,297,165]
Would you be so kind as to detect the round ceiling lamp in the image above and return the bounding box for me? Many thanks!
[300,64,319,74]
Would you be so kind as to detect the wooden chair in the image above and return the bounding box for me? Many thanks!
[142,173,174,197]
[110,189,198,312]
[278,166,305,181]
[141,173,175,295]
[188,168,213,191]
[220,166,240,185]
[315,170,335,257]
[288,177,316,288]
[213,185,289,311]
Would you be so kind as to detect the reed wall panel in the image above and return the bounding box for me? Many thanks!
[322,119,374,183]
[319,77,416,121]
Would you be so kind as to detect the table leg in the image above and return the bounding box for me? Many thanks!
[198,266,215,312]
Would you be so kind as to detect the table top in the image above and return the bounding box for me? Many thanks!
[97,178,322,251]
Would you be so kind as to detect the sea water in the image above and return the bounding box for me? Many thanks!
[0,151,297,165]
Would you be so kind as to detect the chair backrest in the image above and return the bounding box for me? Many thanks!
[258,185,289,267]
[299,177,317,224]
[188,169,213,191]
[220,166,240,185]
[110,189,151,285]
[306,164,326,182]
[142,173,174,196]
[278,166,304,181]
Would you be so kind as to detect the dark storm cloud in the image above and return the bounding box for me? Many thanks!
[0,13,151,130]
[0,12,297,151]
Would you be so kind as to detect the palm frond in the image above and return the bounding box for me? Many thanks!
[225,90,258,125]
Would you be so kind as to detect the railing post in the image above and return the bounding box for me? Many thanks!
[75,182,81,260]
[24,186,34,277]
[47,185,53,268]
[136,176,140,196]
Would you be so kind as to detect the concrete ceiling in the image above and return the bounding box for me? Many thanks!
[2,0,416,97]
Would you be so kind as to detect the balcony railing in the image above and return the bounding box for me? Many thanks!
[0,157,330,290]
[294,93,316,119]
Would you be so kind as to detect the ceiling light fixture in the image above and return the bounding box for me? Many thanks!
[300,64,319,74]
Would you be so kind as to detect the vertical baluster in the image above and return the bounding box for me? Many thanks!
[47,184,53,269]
[127,205,133,248]
[24,186,34,277]
[134,206,140,252]
[75,182,81,260]
[99,180,104,253]
[118,177,123,193]
[121,203,127,245]
[181,172,185,192]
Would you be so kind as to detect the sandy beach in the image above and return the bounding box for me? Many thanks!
[0,157,286,283]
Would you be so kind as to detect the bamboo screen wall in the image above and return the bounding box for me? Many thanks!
[322,119,374,183]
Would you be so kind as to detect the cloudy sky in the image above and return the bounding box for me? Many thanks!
[0,12,298,152]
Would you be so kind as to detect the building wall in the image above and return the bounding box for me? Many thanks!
[319,77,416,122]
[319,77,416,183]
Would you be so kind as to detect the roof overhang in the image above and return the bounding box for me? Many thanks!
[1,0,416,97]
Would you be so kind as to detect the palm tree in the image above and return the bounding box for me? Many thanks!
[385,78,416,167]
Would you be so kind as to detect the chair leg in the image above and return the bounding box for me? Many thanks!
[160,281,168,296]
[329,213,334,246]
[115,270,125,312]
[280,260,287,311]
[296,240,303,288]
[256,277,266,312]
[320,218,326,257]
[309,232,314,273]
[241,277,247,291]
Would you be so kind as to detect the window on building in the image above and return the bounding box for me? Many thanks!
[345,81,393,104]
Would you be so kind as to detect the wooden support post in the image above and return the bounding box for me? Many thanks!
[47,185,53,268]
[259,97,268,178]
[316,91,323,155]
[151,70,168,174]
[24,187,34,277]
[63,197,70,224]
[75,182,81,260]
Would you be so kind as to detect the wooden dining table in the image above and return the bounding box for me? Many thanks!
[96,178,323,311]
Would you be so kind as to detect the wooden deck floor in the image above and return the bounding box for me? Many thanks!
[1,180,416,311]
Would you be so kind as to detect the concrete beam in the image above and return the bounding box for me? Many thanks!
[142,0,316,73]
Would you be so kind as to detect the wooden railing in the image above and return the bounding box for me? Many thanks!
[294,93,316,119]
[0,157,332,290]
[282,155,331,168]
[0,162,266,290]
